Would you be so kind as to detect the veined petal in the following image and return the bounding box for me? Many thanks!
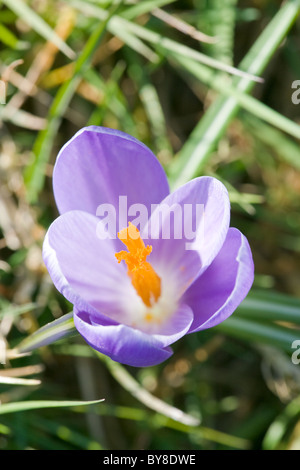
[183,228,254,333]
[53,126,169,233]
[43,209,194,365]
[42,210,135,323]
[143,176,230,296]
[151,303,194,347]
[43,209,193,343]
[74,309,173,367]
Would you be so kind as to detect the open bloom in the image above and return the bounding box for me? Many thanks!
[43,126,254,367]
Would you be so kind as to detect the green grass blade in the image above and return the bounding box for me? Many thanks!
[121,0,176,19]
[0,23,28,50]
[109,21,159,63]
[263,396,300,450]
[126,56,173,158]
[53,345,250,449]
[72,0,160,62]
[215,316,299,352]
[236,290,300,326]
[72,1,263,82]
[32,416,103,449]
[172,54,300,141]
[243,114,300,170]
[2,0,75,59]
[97,352,200,427]
[170,0,300,187]
[84,67,137,134]
[24,77,80,203]
[204,0,237,65]
[97,404,250,449]
[0,399,104,415]
[116,17,263,83]
[0,423,11,435]
[0,376,41,386]
[71,0,160,63]
[15,313,76,354]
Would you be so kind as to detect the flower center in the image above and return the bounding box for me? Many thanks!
[115,222,161,308]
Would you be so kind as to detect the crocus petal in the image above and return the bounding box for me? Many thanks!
[143,176,230,295]
[142,303,194,348]
[53,126,169,233]
[42,209,136,323]
[74,309,173,367]
[183,228,254,333]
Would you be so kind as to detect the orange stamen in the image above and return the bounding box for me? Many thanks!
[115,222,161,307]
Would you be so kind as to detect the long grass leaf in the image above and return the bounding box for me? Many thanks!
[15,313,76,354]
[215,316,299,352]
[263,396,300,450]
[0,23,28,50]
[0,399,104,415]
[71,1,263,83]
[0,376,41,386]
[170,0,300,187]
[2,0,75,59]
[97,352,200,427]
[171,54,300,141]
[236,290,300,326]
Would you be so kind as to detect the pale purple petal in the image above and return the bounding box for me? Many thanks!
[74,309,173,367]
[53,126,169,234]
[43,208,196,364]
[142,303,194,347]
[42,210,133,323]
[143,176,230,295]
[183,228,254,333]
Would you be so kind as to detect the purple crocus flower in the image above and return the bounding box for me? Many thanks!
[43,126,254,367]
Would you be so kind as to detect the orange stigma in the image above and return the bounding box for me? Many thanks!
[115,222,161,307]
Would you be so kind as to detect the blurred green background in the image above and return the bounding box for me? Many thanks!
[0,0,300,451]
